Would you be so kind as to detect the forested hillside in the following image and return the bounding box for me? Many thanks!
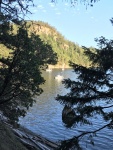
[27,21,94,68]
[0,21,95,68]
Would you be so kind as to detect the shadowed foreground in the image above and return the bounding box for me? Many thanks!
[0,121,59,150]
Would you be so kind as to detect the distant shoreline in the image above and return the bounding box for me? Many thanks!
[48,64,72,69]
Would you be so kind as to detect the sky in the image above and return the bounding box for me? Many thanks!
[25,0,113,48]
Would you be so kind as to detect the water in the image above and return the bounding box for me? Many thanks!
[19,69,113,150]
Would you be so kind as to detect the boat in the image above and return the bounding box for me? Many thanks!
[55,74,64,80]
[46,68,52,72]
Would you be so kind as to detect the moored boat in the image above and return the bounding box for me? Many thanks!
[46,68,52,72]
[55,74,64,80]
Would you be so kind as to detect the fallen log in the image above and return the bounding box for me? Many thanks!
[2,120,59,150]
[12,126,59,150]
[20,138,38,150]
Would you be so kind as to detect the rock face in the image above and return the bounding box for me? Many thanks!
[30,22,57,37]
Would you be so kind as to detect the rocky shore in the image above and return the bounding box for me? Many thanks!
[0,120,59,150]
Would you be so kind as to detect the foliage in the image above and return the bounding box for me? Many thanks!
[0,1,57,124]
[0,20,93,68]
[25,21,93,68]
[0,24,57,124]
[56,22,113,149]
[0,0,103,131]
[0,0,34,22]
[51,0,100,7]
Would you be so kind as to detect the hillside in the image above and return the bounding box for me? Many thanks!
[0,20,95,68]
[26,21,92,68]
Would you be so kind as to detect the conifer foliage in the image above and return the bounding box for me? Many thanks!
[0,0,57,124]
[56,19,113,149]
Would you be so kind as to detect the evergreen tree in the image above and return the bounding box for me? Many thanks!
[56,19,113,149]
[0,1,57,124]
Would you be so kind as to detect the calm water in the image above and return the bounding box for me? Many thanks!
[19,69,113,150]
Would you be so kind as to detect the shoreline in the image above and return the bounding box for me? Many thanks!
[0,115,59,150]
[17,125,59,150]
[48,64,72,69]
[4,121,59,150]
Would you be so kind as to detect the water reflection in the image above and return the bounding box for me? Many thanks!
[19,69,113,150]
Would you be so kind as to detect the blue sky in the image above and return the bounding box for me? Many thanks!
[25,0,113,48]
